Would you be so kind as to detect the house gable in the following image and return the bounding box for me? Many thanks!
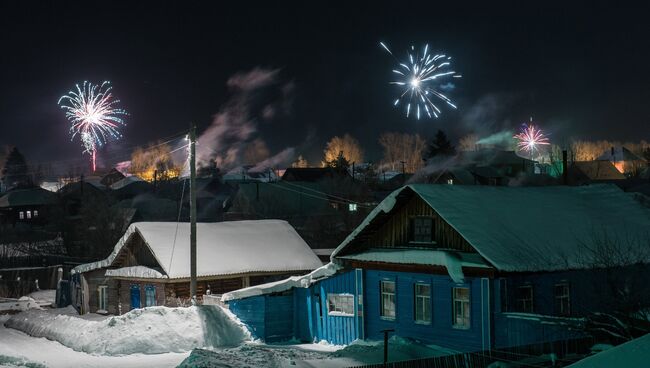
[109,230,165,274]
[335,187,476,257]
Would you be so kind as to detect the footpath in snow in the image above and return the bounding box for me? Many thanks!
[4,305,250,355]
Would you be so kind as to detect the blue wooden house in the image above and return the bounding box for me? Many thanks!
[224,184,650,351]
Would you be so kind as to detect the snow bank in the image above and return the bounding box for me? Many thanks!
[4,305,250,355]
[0,297,41,313]
[222,262,340,302]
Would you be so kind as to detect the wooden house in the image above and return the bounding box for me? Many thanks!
[70,220,323,315]
[597,146,647,176]
[223,184,650,350]
[0,187,58,227]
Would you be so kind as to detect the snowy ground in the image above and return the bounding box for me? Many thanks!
[1,304,454,368]
[0,314,188,368]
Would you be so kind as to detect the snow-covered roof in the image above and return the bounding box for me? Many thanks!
[332,184,650,272]
[222,262,340,301]
[567,333,650,368]
[105,266,165,279]
[597,146,645,162]
[74,220,323,279]
[337,249,491,283]
[110,175,146,190]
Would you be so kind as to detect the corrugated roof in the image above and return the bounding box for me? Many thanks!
[332,184,650,272]
[74,220,323,279]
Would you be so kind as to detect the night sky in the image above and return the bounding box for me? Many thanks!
[1,1,649,171]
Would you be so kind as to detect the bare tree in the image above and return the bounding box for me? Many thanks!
[130,141,180,181]
[323,134,364,166]
[378,132,426,173]
[291,155,308,168]
[458,134,479,152]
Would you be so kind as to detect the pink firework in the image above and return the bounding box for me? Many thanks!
[58,81,128,171]
[513,123,550,157]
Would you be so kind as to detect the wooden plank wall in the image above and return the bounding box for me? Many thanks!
[367,195,474,252]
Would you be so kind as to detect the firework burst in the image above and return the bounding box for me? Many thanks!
[58,81,128,171]
[380,42,461,119]
[513,122,550,158]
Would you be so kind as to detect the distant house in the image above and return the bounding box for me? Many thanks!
[222,166,279,183]
[281,167,351,182]
[100,168,126,187]
[223,184,650,350]
[597,146,647,175]
[568,161,626,185]
[0,187,57,227]
[70,220,322,315]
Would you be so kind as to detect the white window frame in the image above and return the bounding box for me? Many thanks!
[97,285,108,311]
[348,203,358,212]
[414,283,431,324]
[554,283,570,316]
[380,280,396,320]
[452,287,470,329]
[327,293,355,317]
[33,210,39,218]
[19,211,24,219]
[517,285,534,313]
[447,178,454,185]
[26,210,32,219]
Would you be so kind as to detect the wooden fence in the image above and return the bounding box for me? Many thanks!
[347,337,595,368]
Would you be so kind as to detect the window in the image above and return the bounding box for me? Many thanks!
[414,283,431,324]
[380,281,396,319]
[452,287,470,329]
[554,283,570,316]
[26,211,32,219]
[98,285,108,311]
[517,285,534,313]
[33,210,39,218]
[348,203,358,212]
[410,217,433,243]
[447,178,454,185]
[19,211,24,220]
[145,285,156,307]
[327,293,354,316]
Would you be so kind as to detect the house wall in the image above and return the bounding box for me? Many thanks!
[306,269,361,345]
[228,293,294,343]
[363,269,489,352]
[80,269,119,315]
[366,194,474,252]
[489,266,650,348]
[117,280,166,313]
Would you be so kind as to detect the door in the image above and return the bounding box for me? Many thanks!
[130,284,141,310]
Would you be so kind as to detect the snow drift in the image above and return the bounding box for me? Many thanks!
[4,305,250,355]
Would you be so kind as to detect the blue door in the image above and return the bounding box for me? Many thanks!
[130,284,141,310]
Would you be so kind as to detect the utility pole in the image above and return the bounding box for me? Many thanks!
[189,124,197,304]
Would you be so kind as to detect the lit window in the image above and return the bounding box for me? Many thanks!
[554,283,570,316]
[98,285,108,311]
[453,287,470,328]
[348,203,358,212]
[380,280,396,319]
[145,285,156,307]
[517,285,534,313]
[327,294,354,316]
[414,283,431,324]
[33,210,39,218]
[411,217,433,243]
[19,211,24,219]
[26,211,31,219]
[447,178,454,185]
